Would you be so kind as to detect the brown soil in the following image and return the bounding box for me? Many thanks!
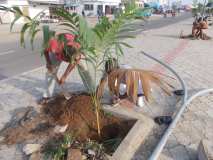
[0,93,135,153]
[42,93,135,142]
[0,107,55,145]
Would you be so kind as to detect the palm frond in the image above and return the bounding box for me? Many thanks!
[58,22,78,34]
[96,74,108,99]
[54,8,79,29]
[9,6,32,31]
[97,69,173,103]
[20,23,31,47]
[92,3,139,60]
[0,5,15,13]
[41,25,55,55]
[10,14,22,32]
[30,29,40,49]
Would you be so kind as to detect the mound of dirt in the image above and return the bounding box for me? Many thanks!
[1,93,135,150]
[42,93,135,142]
[0,107,55,145]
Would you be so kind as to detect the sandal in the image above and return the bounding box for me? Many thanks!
[154,116,172,125]
[173,90,184,96]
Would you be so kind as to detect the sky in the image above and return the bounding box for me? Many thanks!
[180,0,208,5]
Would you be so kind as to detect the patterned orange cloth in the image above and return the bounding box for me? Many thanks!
[47,33,80,61]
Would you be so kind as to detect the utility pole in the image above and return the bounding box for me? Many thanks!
[202,0,207,16]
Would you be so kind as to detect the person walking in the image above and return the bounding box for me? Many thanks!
[82,10,85,17]
[0,16,3,24]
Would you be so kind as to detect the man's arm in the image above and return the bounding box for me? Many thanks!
[59,55,82,85]
[44,50,51,64]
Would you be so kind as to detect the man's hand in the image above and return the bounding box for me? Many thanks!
[46,64,53,73]
[59,75,66,85]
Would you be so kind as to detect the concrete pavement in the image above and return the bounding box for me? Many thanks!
[0,26,44,80]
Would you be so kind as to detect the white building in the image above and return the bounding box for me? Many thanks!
[65,0,122,16]
[0,0,9,23]
[0,0,65,23]
[0,0,123,23]
[132,0,144,8]
[28,0,64,17]
[0,0,30,23]
[144,0,168,6]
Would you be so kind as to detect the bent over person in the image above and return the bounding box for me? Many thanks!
[39,33,82,104]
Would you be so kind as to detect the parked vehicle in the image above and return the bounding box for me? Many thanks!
[135,7,152,18]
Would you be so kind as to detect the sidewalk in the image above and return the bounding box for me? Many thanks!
[0,18,213,160]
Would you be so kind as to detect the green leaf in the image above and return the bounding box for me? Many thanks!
[0,5,14,13]
[12,6,23,16]
[117,44,124,56]
[115,35,135,39]
[20,23,31,47]
[119,42,133,48]
[25,16,31,21]
[41,25,55,56]
[61,29,78,36]
[33,9,45,20]
[58,22,78,33]
[54,8,79,28]
[42,25,50,52]
[30,29,40,50]
[10,14,21,32]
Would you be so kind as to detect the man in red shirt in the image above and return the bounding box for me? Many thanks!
[39,33,82,104]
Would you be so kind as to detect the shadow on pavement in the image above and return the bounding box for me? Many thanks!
[4,74,85,100]
[152,34,180,39]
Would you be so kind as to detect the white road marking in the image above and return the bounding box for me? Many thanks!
[0,50,15,56]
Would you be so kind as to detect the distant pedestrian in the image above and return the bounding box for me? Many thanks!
[97,9,102,22]
[172,11,176,17]
[0,16,2,24]
[162,8,167,18]
[82,10,85,17]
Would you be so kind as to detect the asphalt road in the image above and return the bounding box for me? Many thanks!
[0,12,192,81]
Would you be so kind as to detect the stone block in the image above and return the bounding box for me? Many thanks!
[103,105,155,160]
[198,139,213,160]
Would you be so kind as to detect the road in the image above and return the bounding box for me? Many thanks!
[0,12,192,81]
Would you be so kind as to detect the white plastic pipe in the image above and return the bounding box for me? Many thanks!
[141,51,213,160]
[149,88,213,160]
[140,51,187,159]
[141,51,188,104]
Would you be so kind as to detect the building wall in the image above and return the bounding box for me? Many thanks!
[7,0,29,6]
[135,0,144,8]
[144,0,168,5]
[0,0,10,23]
[28,0,65,4]
[2,0,30,24]
[28,5,50,18]
[1,0,57,24]
[81,0,121,16]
